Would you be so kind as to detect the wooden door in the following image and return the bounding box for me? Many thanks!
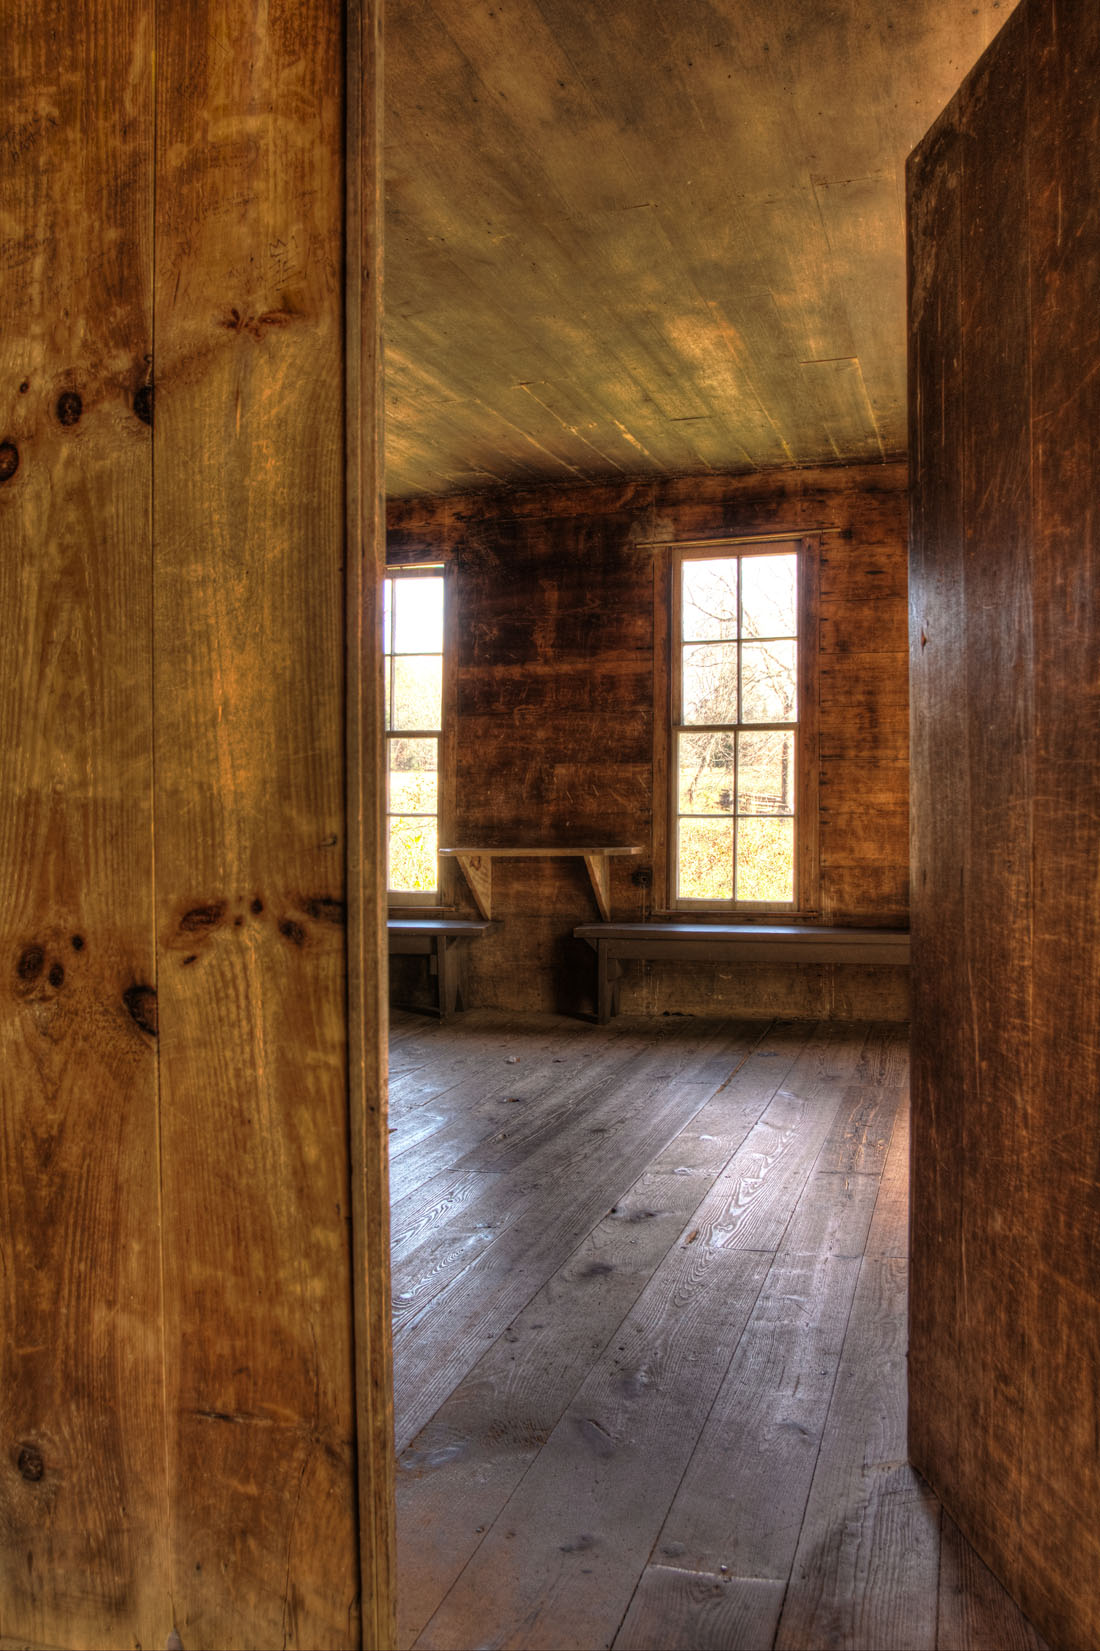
[908,1,1100,1645]
[0,3,392,1646]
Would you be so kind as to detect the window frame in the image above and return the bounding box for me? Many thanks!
[653,534,820,918]
[383,559,456,912]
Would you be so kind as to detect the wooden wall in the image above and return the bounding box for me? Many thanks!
[0,3,392,1648]
[908,2,1100,1644]
[388,463,909,1019]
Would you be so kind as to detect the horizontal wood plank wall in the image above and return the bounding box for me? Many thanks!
[0,3,391,1647]
[908,1,1100,1644]
[388,464,909,1019]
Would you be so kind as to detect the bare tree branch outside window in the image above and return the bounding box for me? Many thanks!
[676,551,798,904]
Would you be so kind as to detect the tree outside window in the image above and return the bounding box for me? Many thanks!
[384,567,444,902]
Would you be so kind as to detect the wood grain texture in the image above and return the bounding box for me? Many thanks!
[395,1023,793,1647]
[2,7,388,1643]
[0,5,167,1646]
[775,1257,941,1651]
[908,2,1100,1643]
[613,1570,785,1651]
[937,1514,1049,1651]
[389,464,909,1017]
[383,0,1007,496]
[151,0,378,1644]
[393,1019,760,1453]
[414,1244,773,1650]
[346,0,396,1640]
[392,1013,1045,1651]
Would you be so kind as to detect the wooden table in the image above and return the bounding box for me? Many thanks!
[440,846,643,921]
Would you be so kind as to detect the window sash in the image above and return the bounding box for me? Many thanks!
[671,543,802,911]
[384,565,446,905]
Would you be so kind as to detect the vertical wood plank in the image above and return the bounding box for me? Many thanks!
[909,2,1100,1644]
[0,5,168,1647]
[151,1,369,1643]
[1015,0,1100,1639]
[346,0,397,1642]
[907,92,967,1517]
[953,5,1033,1591]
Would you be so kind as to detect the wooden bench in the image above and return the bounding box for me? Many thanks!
[387,918,492,1018]
[573,922,911,1022]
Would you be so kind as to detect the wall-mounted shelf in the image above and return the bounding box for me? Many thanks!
[439,846,643,922]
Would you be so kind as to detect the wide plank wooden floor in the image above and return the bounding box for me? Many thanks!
[389,1010,1046,1651]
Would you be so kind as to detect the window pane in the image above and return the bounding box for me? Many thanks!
[394,575,443,654]
[389,815,438,893]
[678,816,733,900]
[392,655,442,730]
[389,737,438,814]
[737,730,795,815]
[682,642,738,724]
[677,730,734,814]
[735,817,794,903]
[383,578,393,654]
[741,552,797,638]
[741,640,797,723]
[682,558,738,642]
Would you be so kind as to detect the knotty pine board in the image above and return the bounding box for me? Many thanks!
[151,2,362,1644]
[0,4,390,1646]
[0,5,166,1645]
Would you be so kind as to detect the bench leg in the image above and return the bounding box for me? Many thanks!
[436,936,472,1018]
[596,942,622,1023]
[436,936,457,1019]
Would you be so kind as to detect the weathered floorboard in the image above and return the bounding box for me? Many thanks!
[392,1013,1043,1651]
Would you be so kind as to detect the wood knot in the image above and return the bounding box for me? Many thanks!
[123,983,158,1036]
[71,934,85,951]
[302,896,345,926]
[278,918,306,948]
[0,441,19,483]
[47,962,64,989]
[178,903,225,934]
[16,945,44,982]
[16,1445,44,1482]
[56,390,82,427]
[133,384,154,427]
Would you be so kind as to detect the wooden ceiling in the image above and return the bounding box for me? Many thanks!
[384,0,1007,498]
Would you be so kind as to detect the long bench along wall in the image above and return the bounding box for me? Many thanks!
[388,464,908,1019]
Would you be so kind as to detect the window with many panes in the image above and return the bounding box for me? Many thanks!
[673,542,802,908]
[384,566,445,905]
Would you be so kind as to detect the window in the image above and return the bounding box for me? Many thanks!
[671,540,810,910]
[384,565,446,905]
